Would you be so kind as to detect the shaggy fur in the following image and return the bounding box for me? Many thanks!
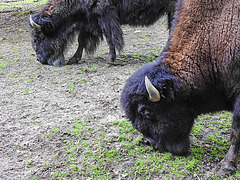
[122,0,240,176]
[28,0,177,66]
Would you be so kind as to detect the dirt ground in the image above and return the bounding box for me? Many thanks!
[0,2,239,180]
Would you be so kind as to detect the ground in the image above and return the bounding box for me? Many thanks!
[0,1,239,179]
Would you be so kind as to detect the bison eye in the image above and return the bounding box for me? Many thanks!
[137,105,154,120]
[139,109,151,120]
[42,22,55,35]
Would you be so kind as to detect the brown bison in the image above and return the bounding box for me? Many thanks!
[29,0,176,66]
[121,0,240,176]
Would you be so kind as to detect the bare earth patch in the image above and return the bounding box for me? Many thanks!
[0,2,239,179]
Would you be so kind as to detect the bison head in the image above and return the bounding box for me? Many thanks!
[121,60,195,155]
[28,14,66,66]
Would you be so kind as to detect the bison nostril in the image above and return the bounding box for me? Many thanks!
[36,55,41,61]
[143,110,150,119]
[139,109,152,120]
[36,56,48,64]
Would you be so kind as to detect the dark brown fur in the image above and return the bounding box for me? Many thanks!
[42,0,64,16]
[164,0,240,99]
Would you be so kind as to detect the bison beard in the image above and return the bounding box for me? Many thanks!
[122,0,240,176]
[28,0,176,66]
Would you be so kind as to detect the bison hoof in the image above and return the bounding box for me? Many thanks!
[67,57,80,65]
[215,160,236,176]
[107,55,116,63]
[107,62,123,66]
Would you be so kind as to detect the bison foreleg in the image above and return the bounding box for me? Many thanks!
[216,130,239,176]
[216,97,240,176]
[67,45,83,65]
[98,10,124,64]
[106,39,116,63]
[67,34,84,65]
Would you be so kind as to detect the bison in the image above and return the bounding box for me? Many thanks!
[28,0,176,66]
[121,0,240,176]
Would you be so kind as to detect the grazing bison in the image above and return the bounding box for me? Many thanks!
[28,0,176,66]
[121,0,240,176]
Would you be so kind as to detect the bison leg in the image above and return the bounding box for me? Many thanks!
[98,10,124,64]
[106,39,116,64]
[216,97,240,176]
[67,45,83,65]
[67,34,84,65]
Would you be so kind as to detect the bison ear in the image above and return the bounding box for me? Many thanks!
[41,17,55,35]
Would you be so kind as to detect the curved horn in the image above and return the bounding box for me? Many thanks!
[145,76,161,102]
[30,15,41,31]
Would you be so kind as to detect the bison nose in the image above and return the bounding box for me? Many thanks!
[36,55,47,64]
[36,55,41,62]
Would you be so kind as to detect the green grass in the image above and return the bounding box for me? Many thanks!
[30,113,238,179]
[192,112,232,162]
[0,0,48,9]
[13,110,239,179]
[2,99,8,103]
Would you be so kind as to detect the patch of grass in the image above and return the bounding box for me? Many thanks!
[0,0,48,9]
[32,118,41,123]
[45,134,51,138]
[28,112,238,179]
[0,68,5,74]
[2,99,8,103]
[68,83,74,90]
[27,78,34,83]
[143,54,156,63]
[193,112,232,161]
[93,56,100,59]
[79,78,88,83]
[53,171,67,179]
[90,64,97,70]
[44,163,51,168]
[25,158,32,167]
[82,66,88,72]
[0,58,13,68]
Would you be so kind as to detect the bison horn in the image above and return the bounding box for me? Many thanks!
[145,76,161,102]
[29,15,41,31]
